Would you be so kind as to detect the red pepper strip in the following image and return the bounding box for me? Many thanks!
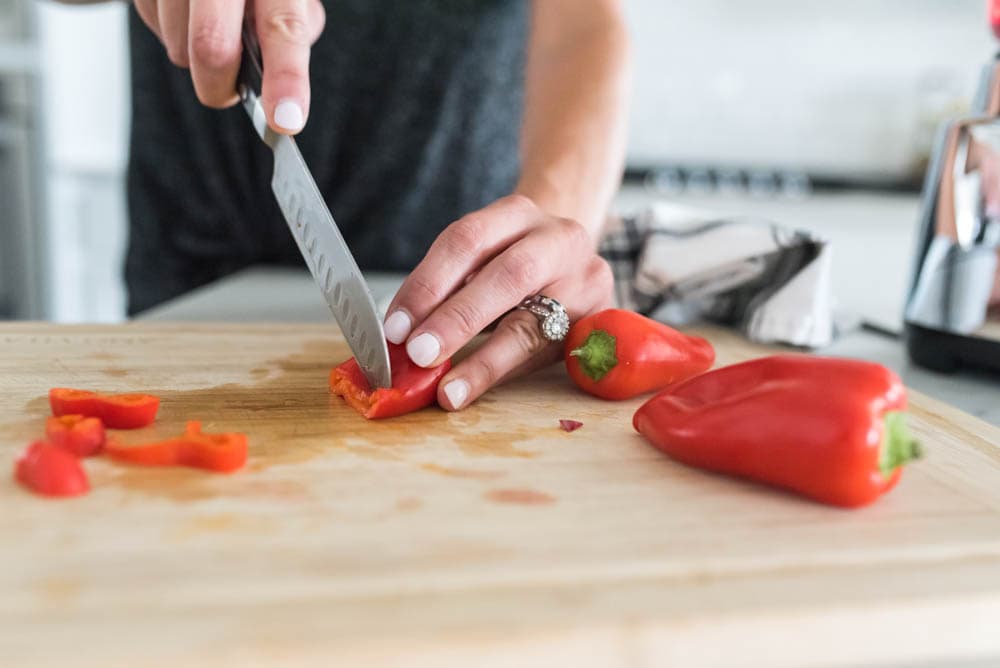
[564,309,715,400]
[633,354,923,508]
[559,419,584,432]
[49,388,160,429]
[106,421,247,473]
[14,441,90,498]
[330,343,451,419]
[45,415,106,457]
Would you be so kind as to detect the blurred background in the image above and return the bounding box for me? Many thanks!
[0,0,994,323]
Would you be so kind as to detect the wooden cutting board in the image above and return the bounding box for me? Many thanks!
[3,322,1000,668]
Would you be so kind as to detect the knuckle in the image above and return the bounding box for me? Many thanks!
[406,272,445,305]
[504,315,546,357]
[498,249,539,294]
[558,217,590,248]
[469,356,501,389]
[442,299,486,339]
[190,21,240,70]
[590,256,614,289]
[263,9,311,44]
[505,193,537,213]
[439,216,486,260]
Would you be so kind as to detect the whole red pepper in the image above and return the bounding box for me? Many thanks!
[14,441,90,498]
[633,355,923,508]
[329,343,451,419]
[106,421,247,473]
[49,388,160,429]
[45,415,106,457]
[564,309,715,400]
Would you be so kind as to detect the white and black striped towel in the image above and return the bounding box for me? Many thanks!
[599,202,834,348]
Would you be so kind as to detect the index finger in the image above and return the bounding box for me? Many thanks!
[254,0,322,134]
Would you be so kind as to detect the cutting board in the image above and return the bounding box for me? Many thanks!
[3,323,1000,668]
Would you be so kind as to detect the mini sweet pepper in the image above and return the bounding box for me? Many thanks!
[330,343,451,419]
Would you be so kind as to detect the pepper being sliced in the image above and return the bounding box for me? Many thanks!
[45,414,106,457]
[49,388,160,429]
[632,354,923,508]
[106,421,247,473]
[14,441,90,498]
[564,309,715,400]
[329,343,451,419]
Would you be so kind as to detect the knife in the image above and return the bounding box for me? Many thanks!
[237,20,392,388]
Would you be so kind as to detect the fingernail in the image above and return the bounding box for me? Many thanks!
[443,379,470,410]
[384,311,412,345]
[407,332,441,368]
[274,98,305,132]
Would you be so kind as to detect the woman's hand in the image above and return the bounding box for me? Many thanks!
[384,194,615,411]
[133,0,325,134]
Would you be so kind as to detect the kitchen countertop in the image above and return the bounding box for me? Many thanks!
[141,265,1000,426]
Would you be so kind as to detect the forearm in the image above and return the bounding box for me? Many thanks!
[516,0,631,240]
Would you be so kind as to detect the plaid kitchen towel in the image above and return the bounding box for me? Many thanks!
[599,201,834,348]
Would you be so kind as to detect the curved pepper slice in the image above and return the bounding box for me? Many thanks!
[564,309,715,400]
[633,354,923,508]
[106,421,247,473]
[15,441,90,498]
[49,388,160,429]
[45,415,106,457]
[330,343,451,419]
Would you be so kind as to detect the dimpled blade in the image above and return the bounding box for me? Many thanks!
[268,134,391,388]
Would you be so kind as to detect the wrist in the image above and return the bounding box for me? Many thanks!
[513,179,604,242]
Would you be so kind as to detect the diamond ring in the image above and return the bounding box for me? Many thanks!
[516,295,571,343]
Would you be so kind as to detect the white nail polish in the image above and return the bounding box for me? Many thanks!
[443,379,470,410]
[384,311,412,345]
[274,98,305,132]
[407,333,441,368]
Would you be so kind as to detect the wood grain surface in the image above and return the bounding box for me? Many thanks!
[2,322,1000,668]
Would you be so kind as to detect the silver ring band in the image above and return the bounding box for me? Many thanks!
[516,295,570,342]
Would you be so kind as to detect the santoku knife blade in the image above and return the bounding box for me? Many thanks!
[237,20,391,388]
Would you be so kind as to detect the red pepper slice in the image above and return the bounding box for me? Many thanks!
[633,354,923,508]
[559,419,584,432]
[49,388,160,429]
[106,421,247,473]
[564,309,715,400]
[45,415,106,457]
[14,441,90,498]
[329,343,451,419]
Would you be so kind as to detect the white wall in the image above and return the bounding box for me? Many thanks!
[625,0,993,180]
[37,0,128,322]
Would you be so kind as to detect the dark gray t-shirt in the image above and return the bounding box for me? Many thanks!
[125,0,527,314]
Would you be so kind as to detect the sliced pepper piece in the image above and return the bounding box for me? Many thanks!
[329,343,451,419]
[49,388,160,429]
[45,414,106,457]
[632,354,923,508]
[564,309,715,400]
[106,421,247,473]
[14,441,90,498]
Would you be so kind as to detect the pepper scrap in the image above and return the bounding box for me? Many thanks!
[559,419,584,432]
[45,414,106,457]
[50,388,160,429]
[633,355,923,508]
[106,421,247,473]
[14,441,90,498]
[564,309,715,400]
[330,343,451,419]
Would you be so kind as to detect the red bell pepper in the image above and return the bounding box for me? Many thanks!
[329,343,451,419]
[14,441,90,498]
[564,309,715,400]
[49,388,160,429]
[45,415,106,457]
[633,354,923,508]
[106,421,247,473]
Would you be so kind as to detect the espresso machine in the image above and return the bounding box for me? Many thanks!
[904,1,1000,374]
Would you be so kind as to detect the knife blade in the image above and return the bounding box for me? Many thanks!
[237,20,392,388]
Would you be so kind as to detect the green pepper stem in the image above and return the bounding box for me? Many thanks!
[880,411,923,477]
[569,329,619,382]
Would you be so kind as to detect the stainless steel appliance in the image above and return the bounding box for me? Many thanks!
[904,2,1000,373]
[0,0,45,319]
